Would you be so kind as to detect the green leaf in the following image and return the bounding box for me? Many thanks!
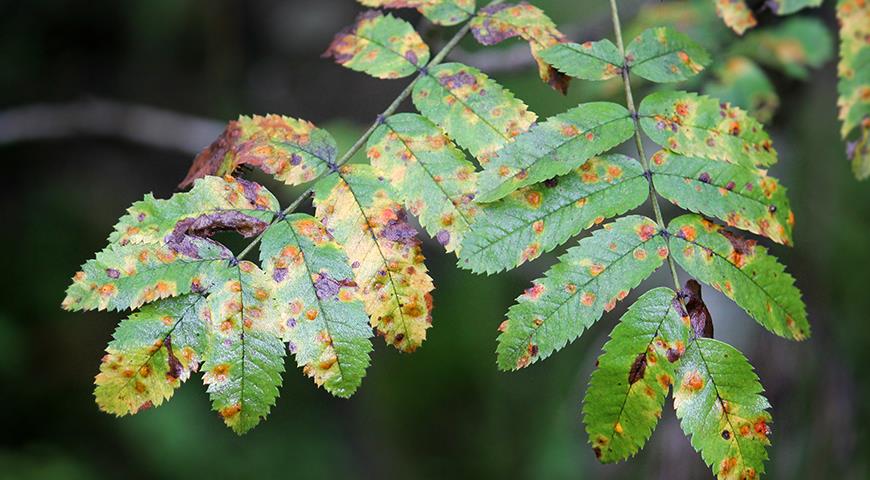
[460,155,648,274]
[202,261,286,435]
[734,17,833,79]
[412,62,537,163]
[324,12,430,80]
[667,214,809,340]
[770,0,823,15]
[313,165,434,352]
[625,27,711,83]
[584,288,691,463]
[639,91,777,168]
[357,0,475,26]
[477,102,635,202]
[63,176,276,312]
[95,295,209,417]
[649,150,794,245]
[540,40,624,81]
[180,115,339,188]
[713,0,757,35]
[837,0,870,180]
[367,113,478,253]
[704,56,779,124]
[674,338,772,480]
[260,213,373,397]
[470,2,570,93]
[496,216,668,370]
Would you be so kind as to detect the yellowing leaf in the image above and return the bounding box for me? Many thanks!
[313,165,434,352]
[713,0,756,35]
[837,0,870,180]
[358,0,475,26]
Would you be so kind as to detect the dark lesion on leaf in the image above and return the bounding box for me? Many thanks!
[165,211,269,259]
[628,352,647,385]
[179,120,243,189]
[164,334,184,380]
[682,279,713,339]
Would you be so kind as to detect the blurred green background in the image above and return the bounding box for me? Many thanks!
[2,0,869,478]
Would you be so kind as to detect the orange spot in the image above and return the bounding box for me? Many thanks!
[679,225,697,242]
[638,223,657,241]
[657,246,669,258]
[138,365,152,377]
[306,309,319,320]
[633,248,647,260]
[684,371,704,391]
[719,457,738,477]
[675,102,689,116]
[99,284,116,297]
[607,165,623,178]
[561,125,578,136]
[585,132,595,141]
[614,422,624,434]
[588,263,604,276]
[220,404,242,419]
[604,298,617,312]
[525,191,542,208]
[532,220,544,234]
[134,381,146,393]
[581,292,596,306]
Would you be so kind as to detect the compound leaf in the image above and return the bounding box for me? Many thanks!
[324,11,430,79]
[460,154,648,274]
[470,2,570,93]
[668,214,809,340]
[313,165,434,352]
[202,261,285,435]
[367,113,479,253]
[260,213,373,397]
[540,40,624,81]
[674,338,772,480]
[358,0,475,26]
[584,288,691,463]
[713,0,756,35]
[180,115,338,188]
[413,62,536,164]
[639,91,777,168]
[496,216,668,370]
[650,150,793,245]
[95,295,209,417]
[477,102,635,202]
[626,27,711,83]
[837,0,870,180]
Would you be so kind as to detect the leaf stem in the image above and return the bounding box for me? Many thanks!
[235,4,498,261]
[608,0,683,292]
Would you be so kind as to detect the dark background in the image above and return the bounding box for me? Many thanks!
[2,0,868,478]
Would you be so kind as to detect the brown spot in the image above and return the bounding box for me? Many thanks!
[220,404,242,419]
[628,352,647,385]
[684,371,704,391]
[722,430,731,440]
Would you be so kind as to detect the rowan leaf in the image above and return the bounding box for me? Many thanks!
[674,338,772,480]
[357,0,475,26]
[95,295,209,417]
[649,150,793,245]
[459,154,648,274]
[704,56,779,124]
[539,40,624,81]
[734,17,833,79]
[412,62,536,163]
[202,261,286,435]
[837,0,870,180]
[769,0,823,15]
[639,91,777,168]
[63,176,276,312]
[584,288,691,463]
[476,102,635,202]
[260,213,373,397]
[470,2,570,93]
[313,165,434,353]
[180,115,338,189]
[324,12,430,80]
[667,214,809,340]
[367,113,479,253]
[496,216,668,370]
[712,0,756,35]
[625,27,711,83]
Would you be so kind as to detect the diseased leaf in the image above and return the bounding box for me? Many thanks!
[470,2,570,93]
[413,62,536,163]
[585,288,691,463]
[460,155,648,274]
[180,115,338,189]
[367,113,478,253]
[476,102,635,202]
[668,214,809,340]
[837,0,870,180]
[650,150,793,245]
[324,11,430,80]
[63,176,276,312]
[496,216,668,370]
[313,165,434,352]
[734,17,833,79]
[769,0,822,15]
[540,40,624,81]
[95,295,209,417]
[639,91,777,168]
[260,213,373,397]
[704,56,779,124]
[358,0,475,26]
[674,338,772,480]
[626,27,711,83]
[202,261,285,434]
[713,0,756,35]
